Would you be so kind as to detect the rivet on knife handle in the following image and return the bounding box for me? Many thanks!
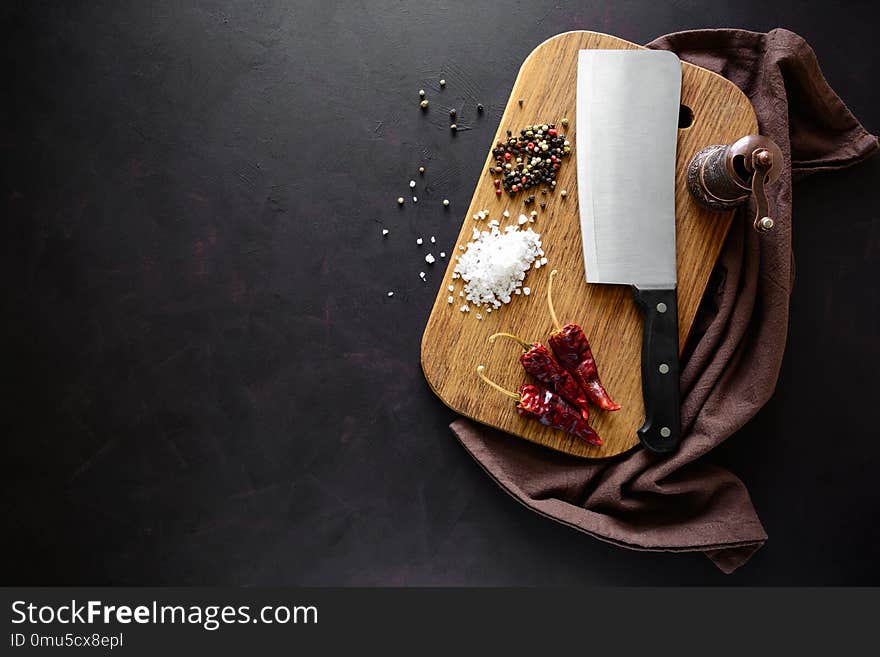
[632,286,682,453]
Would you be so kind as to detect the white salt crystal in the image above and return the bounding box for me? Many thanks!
[460,305,470,313]
[453,224,543,312]
[440,252,446,258]
[409,180,416,188]
[447,296,454,303]
[523,287,531,296]
[430,236,436,243]
[425,253,435,264]
[475,314,482,320]
[502,210,510,218]
[382,229,389,236]
[416,237,423,245]
[412,196,418,203]
[419,271,426,280]
[518,214,528,225]
[387,291,394,297]
[448,285,454,292]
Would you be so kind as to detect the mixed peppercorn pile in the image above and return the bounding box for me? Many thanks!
[489,124,571,199]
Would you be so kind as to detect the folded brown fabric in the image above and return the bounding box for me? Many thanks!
[451,28,878,574]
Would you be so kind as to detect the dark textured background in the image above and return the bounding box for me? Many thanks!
[2,1,878,585]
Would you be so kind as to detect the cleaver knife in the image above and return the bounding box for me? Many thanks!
[576,49,683,453]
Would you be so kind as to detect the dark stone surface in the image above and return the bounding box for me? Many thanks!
[2,1,878,585]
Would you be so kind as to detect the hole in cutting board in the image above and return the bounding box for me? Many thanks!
[678,104,694,129]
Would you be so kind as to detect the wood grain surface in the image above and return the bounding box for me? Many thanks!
[421,30,757,458]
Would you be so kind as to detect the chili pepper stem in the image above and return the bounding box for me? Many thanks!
[476,365,520,401]
[488,332,532,351]
[547,269,561,331]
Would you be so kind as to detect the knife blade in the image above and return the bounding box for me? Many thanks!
[576,49,683,453]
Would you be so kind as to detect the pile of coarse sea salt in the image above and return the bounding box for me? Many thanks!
[453,221,546,311]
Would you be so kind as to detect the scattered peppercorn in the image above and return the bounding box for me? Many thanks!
[419,166,425,174]
[518,99,523,107]
[560,189,567,198]
[477,103,484,113]
[450,123,457,131]
[449,108,457,119]
[419,89,426,97]
[420,99,429,109]
[561,117,569,127]
[540,201,546,209]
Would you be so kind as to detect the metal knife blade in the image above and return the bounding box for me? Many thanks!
[576,49,681,288]
[575,49,684,453]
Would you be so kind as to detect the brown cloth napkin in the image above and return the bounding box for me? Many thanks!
[451,28,878,573]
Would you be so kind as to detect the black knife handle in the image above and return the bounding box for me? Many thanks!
[632,286,681,453]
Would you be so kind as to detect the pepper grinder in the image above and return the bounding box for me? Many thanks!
[686,135,783,232]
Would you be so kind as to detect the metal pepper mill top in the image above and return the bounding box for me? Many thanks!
[686,135,783,233]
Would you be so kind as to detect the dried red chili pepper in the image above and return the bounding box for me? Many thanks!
[476,365,602,446]
[545,270,621,412]
[488,332,590,420]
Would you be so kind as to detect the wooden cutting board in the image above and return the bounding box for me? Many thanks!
[421,31,757,458]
